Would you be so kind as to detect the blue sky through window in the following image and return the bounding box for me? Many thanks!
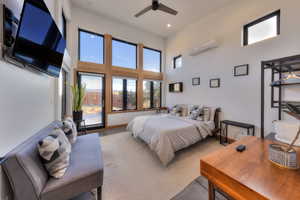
[143,48,161,72]
[112,40,136,69]
[80,31,104,64]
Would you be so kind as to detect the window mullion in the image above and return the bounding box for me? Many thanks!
[123,79,127,110]
[150,81,154,108]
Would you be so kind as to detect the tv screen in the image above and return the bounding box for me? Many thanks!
[12,0,66,77]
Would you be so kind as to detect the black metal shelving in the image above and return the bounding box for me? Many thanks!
[261,54,300,138]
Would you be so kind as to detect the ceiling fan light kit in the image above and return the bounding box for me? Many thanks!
[135,0,178,18]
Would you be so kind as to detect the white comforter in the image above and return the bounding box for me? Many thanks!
[127,114,214,166]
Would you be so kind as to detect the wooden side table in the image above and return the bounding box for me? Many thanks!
[200,136,300,200]
[220,120,255,145]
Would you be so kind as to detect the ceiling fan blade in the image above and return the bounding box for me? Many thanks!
[135,5,152,18]
[158,3,178,15]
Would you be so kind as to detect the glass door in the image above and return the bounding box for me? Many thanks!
[78,72,105,129]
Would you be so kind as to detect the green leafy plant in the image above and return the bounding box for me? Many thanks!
[71,83,86,112]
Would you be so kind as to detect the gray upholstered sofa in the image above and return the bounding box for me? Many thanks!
[2,121,103,200]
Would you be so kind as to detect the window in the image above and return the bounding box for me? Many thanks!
[112,39,137,69]
[79,29,104,64]
[112,77,137,111]
[244,10,280,46]
[143,47,161,72]
[78,72,105,128]
[62,12,67,40]
[143,80,161,109]
[173,55,182,69]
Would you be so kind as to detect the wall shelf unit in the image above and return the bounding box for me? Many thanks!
[261,54,300,138]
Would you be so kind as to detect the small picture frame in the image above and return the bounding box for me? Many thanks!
[234,64,249,76]
[192,77,200,86]
[210,78,220,88]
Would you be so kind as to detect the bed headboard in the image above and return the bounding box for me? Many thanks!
[213,108,221,135]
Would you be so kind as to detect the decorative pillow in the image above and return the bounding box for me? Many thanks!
[62,117,78,144]
[190,108,202,120]
[38,135,70,178]
[51,128,72,154]
[202,107,211,122]
[170,105,182,116]
[189,105,199,114]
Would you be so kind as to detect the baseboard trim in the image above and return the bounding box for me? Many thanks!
[79,124,128,135]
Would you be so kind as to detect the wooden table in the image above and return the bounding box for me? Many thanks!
[200,136,300,200]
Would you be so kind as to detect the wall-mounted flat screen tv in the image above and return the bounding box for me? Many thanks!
[4,0,66,77]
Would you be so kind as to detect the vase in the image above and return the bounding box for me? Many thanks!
[73,111,83,122]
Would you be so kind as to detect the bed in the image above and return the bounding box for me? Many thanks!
[127,107,221,166]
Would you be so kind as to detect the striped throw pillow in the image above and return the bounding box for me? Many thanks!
[38,135,70,178]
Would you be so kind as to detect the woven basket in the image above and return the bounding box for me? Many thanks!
[269,144,299,170]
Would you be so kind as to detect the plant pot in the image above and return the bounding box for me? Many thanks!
[73,111,83,122]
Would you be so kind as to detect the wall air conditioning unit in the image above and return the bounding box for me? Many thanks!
[188,40,218,56]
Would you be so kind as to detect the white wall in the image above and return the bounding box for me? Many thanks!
[165,0,300,138]
[0,0,72,199]
[69,6,166,126]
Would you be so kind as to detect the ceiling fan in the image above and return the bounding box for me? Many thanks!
[135,0,178,18]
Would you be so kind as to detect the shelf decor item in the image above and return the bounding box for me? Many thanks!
[234,64,249,76]
[71,83,86,122]
[268,103,300,170]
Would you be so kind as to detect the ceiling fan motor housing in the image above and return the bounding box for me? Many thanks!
[152,1,159,10]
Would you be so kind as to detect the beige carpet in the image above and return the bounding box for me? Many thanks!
[101,132,223,200]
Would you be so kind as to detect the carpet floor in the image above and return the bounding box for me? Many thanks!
[101,132,223,200]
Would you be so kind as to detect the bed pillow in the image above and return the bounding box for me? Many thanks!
[62,117,78,144]
[189,105,199,114]
[202,107,211,122]
[170,105,182,116]
[190,108,202,120]
[38,135,70,178]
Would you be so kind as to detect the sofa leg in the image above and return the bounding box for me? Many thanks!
[97,187,102,200]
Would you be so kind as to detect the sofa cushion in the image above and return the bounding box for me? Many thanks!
[2,122,62,200]
[40,133,103,200]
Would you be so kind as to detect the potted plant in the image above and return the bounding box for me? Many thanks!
[71,83,86,122]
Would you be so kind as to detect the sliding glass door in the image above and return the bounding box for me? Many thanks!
[78,72,105,129]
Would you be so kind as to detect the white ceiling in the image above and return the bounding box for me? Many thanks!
[71,0,236,38]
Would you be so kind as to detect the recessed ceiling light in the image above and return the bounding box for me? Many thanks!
[167,24,172,28]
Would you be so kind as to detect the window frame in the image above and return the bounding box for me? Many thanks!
[143,80,162,109]
[61,68,68,119]
[77,71,106,130]
[112,77,138,112]
[62,11,67,40]
[243,10,281,46]
[78,28,105,64]
[112,37,138,69]
[173,55,182,69]
[143,46,162,72]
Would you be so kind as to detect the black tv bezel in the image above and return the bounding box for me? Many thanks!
[4,0,66,78]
